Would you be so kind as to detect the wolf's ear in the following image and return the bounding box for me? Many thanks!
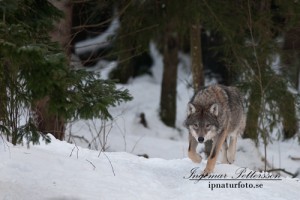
[210,103,218,116]
[187,103,196,116]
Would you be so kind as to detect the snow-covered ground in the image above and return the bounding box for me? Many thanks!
[1,135,300,200]
[1,44,300,199]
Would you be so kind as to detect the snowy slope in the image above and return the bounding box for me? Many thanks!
[1,136,300,200]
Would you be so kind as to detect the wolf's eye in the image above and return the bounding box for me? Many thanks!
[205,124,211,129]
[192,124,199,129]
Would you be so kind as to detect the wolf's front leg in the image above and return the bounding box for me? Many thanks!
[188,133,202,163]
[221,138,229,164]
[203,131,228,175]
[227,135,237,164]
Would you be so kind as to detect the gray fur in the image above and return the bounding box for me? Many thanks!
[185,84,246,175]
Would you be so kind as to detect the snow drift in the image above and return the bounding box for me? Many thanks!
[0,135,299,200]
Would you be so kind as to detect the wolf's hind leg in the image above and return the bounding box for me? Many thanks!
[188,133,202,163]
[227,135,237,164]
[221,138,229,164]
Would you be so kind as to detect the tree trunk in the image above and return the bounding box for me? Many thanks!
[34,0,73,140]
[0,64,7,126]
[0,63,9,142]
[49,0,73,58]
[279,96,297,139]
[243,84,261,143]
[190,22,204,91]
[281,25,300,138]
[34,97,65,140]
[297,53,300,91]
[159,22,178,127]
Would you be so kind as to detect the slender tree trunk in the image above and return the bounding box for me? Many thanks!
[190,20,212,156]
[282,26,300,90]
[276,82,298,139]
[0,64,7,126]
[160,22,178,127]
[34,0,73,140]
[297,53,300,91]
[190,22,204,91]
[281,23,300,138]
[243,83,262,143]
[0,63,9,142]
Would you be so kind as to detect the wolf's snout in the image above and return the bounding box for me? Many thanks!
[198,137,204,143]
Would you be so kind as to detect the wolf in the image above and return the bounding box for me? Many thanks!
[184,84,246,175]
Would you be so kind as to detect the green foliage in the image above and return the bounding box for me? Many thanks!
[0,0,132,146]
[15,118,51,148]
[0,0,64,145]
[49,69,133,120]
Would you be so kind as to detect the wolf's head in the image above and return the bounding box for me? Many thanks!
[184,103,219,143]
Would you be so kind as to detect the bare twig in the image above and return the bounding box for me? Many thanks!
[99,151,116,176]
[69,138,79,159]
[69,134,90,144]
[104,121,113,150]
[130,134,146,153]
[86,159,96,170]
[85,119,113,151]
[98,147,103,158]
[115,116,127,151]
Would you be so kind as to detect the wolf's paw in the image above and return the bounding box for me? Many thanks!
[202,167,213,176]
[221,157,229,164]
[188,152,202,163]
[227,155,235,164]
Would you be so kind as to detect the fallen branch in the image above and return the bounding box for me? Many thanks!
[289,156,300,161]
[267,168,299,178]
